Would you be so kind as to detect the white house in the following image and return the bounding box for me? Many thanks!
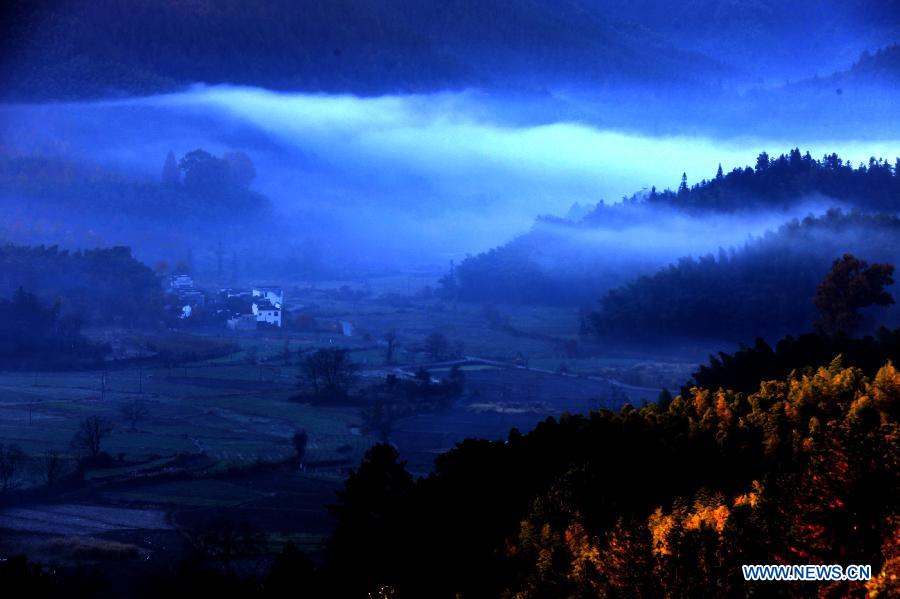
[252,287,283,309]
[252,299,282,327]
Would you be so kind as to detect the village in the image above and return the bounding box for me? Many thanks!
[167,273,284,330]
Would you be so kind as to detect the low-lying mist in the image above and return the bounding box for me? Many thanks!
[1,85,897,274]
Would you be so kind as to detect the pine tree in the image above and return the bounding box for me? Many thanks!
[678,172,688,196]
[161,150,180,186]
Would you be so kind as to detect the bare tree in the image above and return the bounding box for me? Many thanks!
[41,451,64,486]
[360,401,398,443]
[194,518,263,574]
[302,348,358,399]
[0,443,26,491]
[292,430,308,465]
[121,400,149,432]
[71,416,112,458]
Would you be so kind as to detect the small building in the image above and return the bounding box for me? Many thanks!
[169,274,194,292]
[252,287,284,309]
[226,314,257,331]
[252,299,282,327]
[179,290,206,307]
[221,288,252,299]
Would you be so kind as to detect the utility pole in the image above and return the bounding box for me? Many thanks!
[216,242,225,282]
[100,371,108,401]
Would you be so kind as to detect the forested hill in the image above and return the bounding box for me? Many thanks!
[639,148,900,213]
[0,0,714,100]
[814,43,900,86]
[441,151,900,306]
[591,211,900,343]
[318,356,900,596]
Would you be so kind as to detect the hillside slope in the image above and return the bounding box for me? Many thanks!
[0,0,718,99]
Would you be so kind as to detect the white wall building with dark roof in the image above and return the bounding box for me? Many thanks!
[252,299,282,327]
[252,287,283,309]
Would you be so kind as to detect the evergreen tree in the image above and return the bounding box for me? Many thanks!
[678,172,688,196]
[161,150,180,186]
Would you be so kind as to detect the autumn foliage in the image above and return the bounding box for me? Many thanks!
[324,359,900,597]
[505,359,900,598]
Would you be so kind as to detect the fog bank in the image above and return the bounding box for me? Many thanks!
[1,86,898,268]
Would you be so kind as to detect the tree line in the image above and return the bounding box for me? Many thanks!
[590,210,900,343]
[0,150,269,221]
[0,288,109,370]
[643,148,900,212]
[0,244,163,327]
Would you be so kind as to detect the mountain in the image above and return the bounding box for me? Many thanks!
[730,44,900,138]
[600,0,900,82]
[795,43,900,88]
[0,0,718,100]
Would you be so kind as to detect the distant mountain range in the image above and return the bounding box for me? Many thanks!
[601,0,900,83]
[0,0,713,100]
[2,0,895,100]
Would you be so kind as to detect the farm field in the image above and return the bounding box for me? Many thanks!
[0,282,705,566]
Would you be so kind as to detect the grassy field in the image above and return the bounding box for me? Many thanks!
[0,285,702,481]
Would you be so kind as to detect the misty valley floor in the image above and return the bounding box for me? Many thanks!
[0,280,700,574]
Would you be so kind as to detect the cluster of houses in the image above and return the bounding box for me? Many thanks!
[167,275,283,329]
[222,286,284,330]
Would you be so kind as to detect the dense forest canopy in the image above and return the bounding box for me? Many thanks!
[313,353,900,597]
[0,244,162,326]
[690,327,900,394]
[591,211,900,343]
